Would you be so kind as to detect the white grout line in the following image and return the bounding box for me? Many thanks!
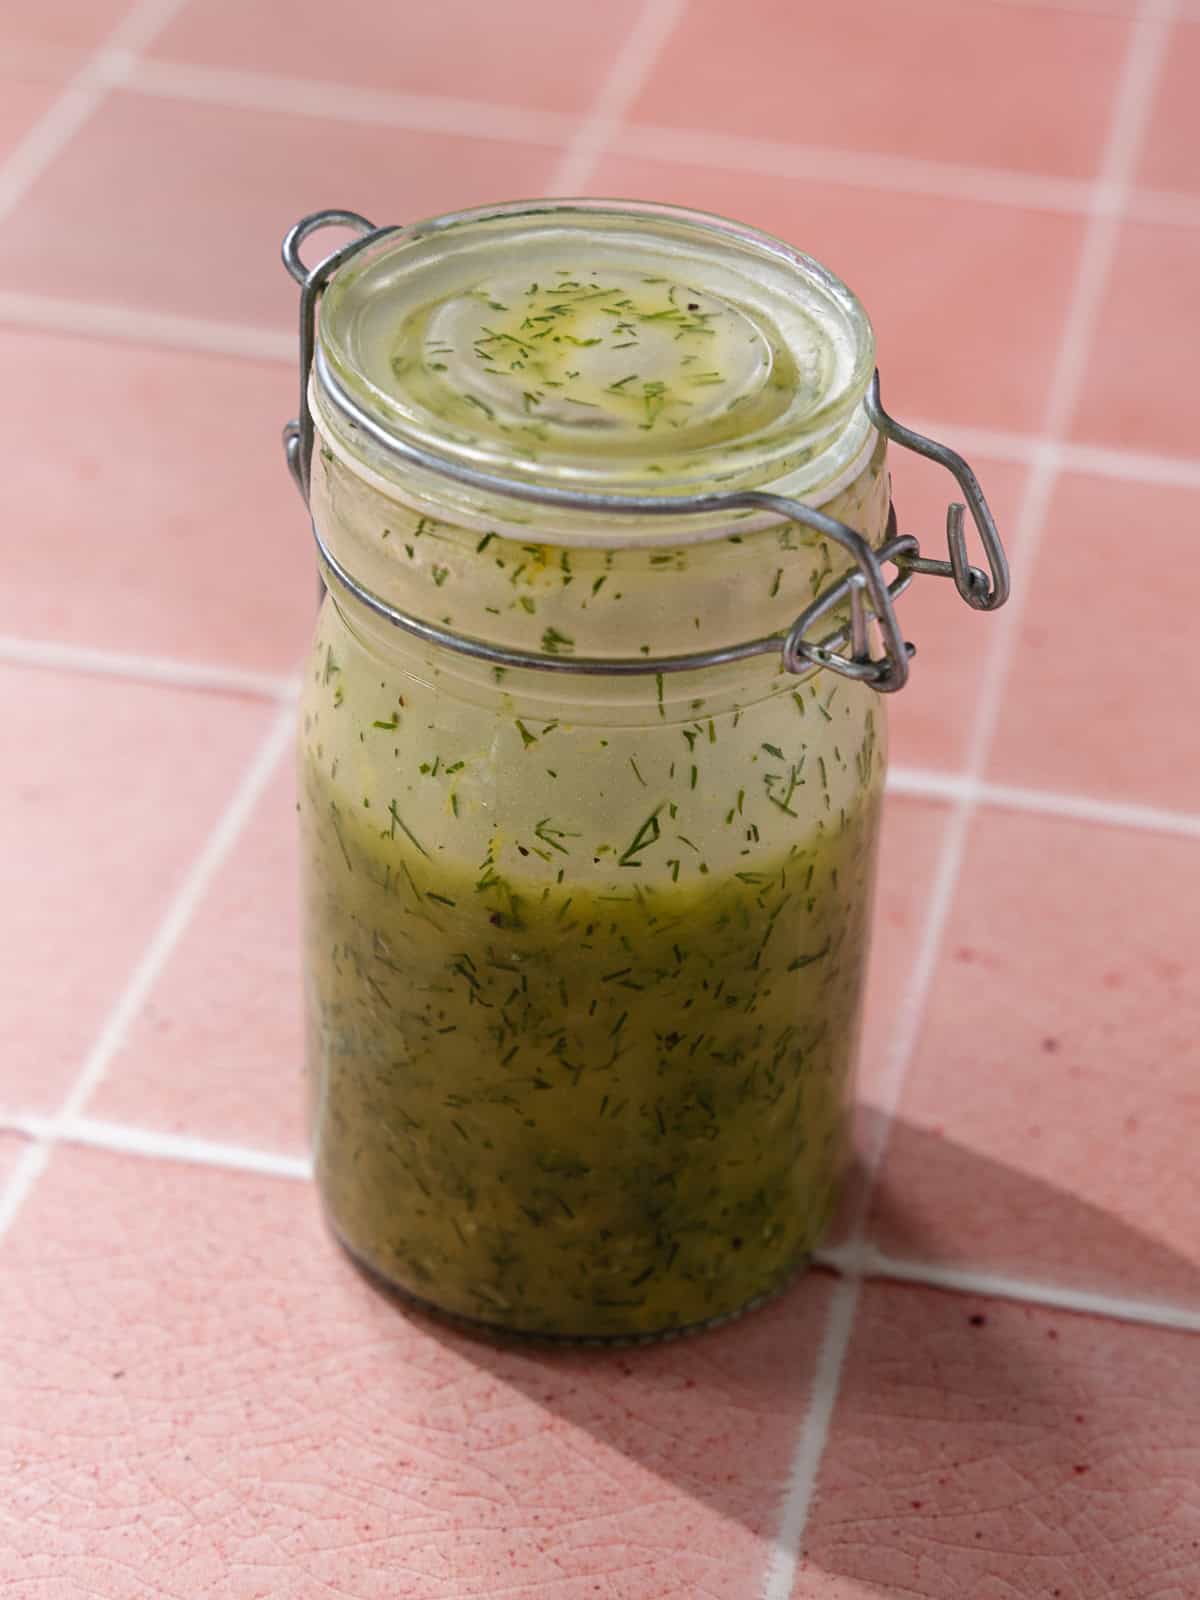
[0,1144,51,1241]
[0,634,300,701]
[972,781,1200,840]
[103,0,192,56]
[884,766,991,805]
[0,288,295,362]
[886,765,1200,842]
[114,55,579,148]
[544,0,691,195]
[761,6,1177,1589]
[858,419,1200,493]
[5,1113,312,1181]
[1057,436,1200,490]
[761,1277,861,1600]
[816,1244,1200,1336]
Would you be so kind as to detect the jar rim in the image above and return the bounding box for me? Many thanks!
[315,197,877,520]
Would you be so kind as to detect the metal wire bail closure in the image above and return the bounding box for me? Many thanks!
[864,373,1009,614]
[281,208,388,503]
[281,208,1010,693]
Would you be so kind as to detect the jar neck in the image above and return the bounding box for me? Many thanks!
[309,423,890,685]
[326,577,805,728]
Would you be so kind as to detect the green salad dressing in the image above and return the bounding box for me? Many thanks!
[301,646,882,1338]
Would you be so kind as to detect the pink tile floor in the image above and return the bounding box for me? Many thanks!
[2,0,1198,1595]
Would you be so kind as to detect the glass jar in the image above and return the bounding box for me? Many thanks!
[281,200,1008,1342]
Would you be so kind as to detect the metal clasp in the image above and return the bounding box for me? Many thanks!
[784,509,918,688]
[280,208,1009,693]
[866,372,1010,614]
[281,208,393,504]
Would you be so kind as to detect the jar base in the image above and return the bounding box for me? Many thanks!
[325,1214,815,1349]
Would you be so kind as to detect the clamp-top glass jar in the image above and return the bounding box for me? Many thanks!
[283,200,1008,1342]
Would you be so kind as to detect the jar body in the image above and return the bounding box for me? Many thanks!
[299,446,889,1341]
